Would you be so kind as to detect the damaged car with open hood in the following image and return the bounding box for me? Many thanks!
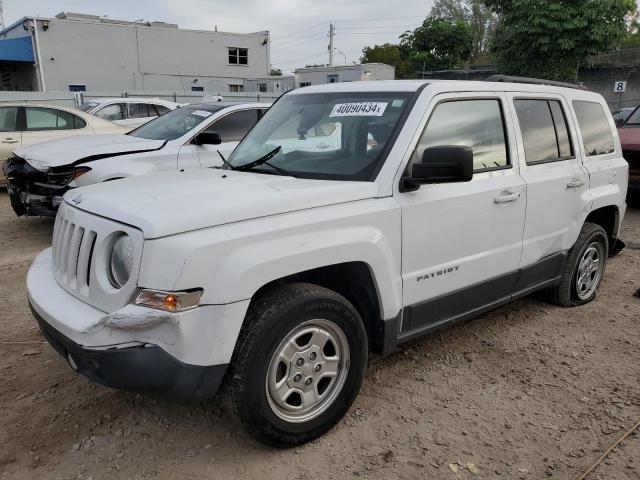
[3,102,268,216]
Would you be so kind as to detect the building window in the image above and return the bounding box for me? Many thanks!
[229,84,244,93]
[228,47,248,65]
[300,82,311,88]
[191,86,204,92]
[68,84,86,92]
[327,74,339,83]
[257,83,267,93]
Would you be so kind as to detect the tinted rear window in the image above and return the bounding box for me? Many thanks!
[572,101,615,156]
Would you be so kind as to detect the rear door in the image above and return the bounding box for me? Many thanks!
[0,106,20,160]
[0,106,20,185]
[572,100,628,199]
[397,92,527,335]
[507,93,590,270]
[21,107,89,146]
[123,103,157,128]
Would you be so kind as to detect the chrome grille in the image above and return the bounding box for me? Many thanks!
[51,202,144,313]
[53,212,96,295]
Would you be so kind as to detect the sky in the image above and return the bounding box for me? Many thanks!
[1,0,435,73]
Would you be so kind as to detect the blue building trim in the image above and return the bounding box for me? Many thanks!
[0,37,35,62]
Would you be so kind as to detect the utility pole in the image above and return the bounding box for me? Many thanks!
[0,1,6,36]
[328,21,335,66]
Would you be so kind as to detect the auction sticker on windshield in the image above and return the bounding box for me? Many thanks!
[192,110,213,118]
[329,102,388,117]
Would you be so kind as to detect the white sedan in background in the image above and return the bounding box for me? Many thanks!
[77,97,181,128]
[4,102,269,216]
[0,103,126,186]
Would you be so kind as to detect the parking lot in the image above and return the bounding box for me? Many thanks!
[0,191,638,480]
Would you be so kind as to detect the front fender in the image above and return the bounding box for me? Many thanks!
[138,198,403,320]
[72,150,179,187]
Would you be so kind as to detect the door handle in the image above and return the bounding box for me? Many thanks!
[494,191,521,204]
[566,178,585,188]
[1,139,18,144]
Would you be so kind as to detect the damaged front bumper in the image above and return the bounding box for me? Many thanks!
[3,156,81,217]
[27,248,250,402]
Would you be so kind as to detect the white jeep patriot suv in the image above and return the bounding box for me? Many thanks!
[27,78,628,446]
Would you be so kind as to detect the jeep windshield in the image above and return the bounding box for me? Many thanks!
[128,105,223,141]
[226,92,412,181]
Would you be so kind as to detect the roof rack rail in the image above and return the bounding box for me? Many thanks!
[485,75,588,91]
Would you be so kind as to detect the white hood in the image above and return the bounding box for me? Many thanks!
[14,134,166,171]
[64,169,379,239]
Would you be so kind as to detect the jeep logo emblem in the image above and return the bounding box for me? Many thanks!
[71,193,84,205]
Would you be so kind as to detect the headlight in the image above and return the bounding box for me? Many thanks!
[135,289,202,311]
[108,234,135,288]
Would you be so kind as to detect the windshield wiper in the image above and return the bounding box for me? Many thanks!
[220,146,295,177]
[236,146,282,172]
[217,150,236,170]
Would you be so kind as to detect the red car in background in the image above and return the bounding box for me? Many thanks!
[617,107,640,202]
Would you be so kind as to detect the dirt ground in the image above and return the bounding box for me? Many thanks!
[0,191,638,480]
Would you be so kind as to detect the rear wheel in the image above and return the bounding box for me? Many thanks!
[226,283,368,446]
[545,222,608,307]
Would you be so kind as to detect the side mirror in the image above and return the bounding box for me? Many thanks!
[194,131,222,145]
[401,145,474,192]
[615,118,625,128]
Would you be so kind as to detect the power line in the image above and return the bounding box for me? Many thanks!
[270,16,424,42]
[337,31,411,36]
[272,51,328,66]
[335,15,425,23]
[336,24,418,30]
[270,21,326,41]
[275,32,327,50]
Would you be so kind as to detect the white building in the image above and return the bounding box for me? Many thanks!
[0,12,271,92]
[243,75,295,95]
[294,63,395,88]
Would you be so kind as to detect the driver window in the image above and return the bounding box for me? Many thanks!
[408,99,509,173]
[205,109,259,142]
[96,104,125,121]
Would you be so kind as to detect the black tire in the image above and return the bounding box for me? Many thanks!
[544,222,609,307]
[225,282,368,447]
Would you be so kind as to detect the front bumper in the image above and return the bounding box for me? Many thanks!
[32,306,227,401]
[27,249,250,401]
[3,156,69,217]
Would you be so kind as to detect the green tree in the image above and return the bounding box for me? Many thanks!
[431,0,468,20]
[484,0,636,81]
[270,68,282,76]
[400,17,474,72]
[360,43,413,78]
[431,0,496,61]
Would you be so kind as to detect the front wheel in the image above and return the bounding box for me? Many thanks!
[545,222,609,307]
[226,283,368,446]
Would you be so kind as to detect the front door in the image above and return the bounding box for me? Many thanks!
[397,93,526,335]
[508,94,590,269]
[196,109,262,168]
